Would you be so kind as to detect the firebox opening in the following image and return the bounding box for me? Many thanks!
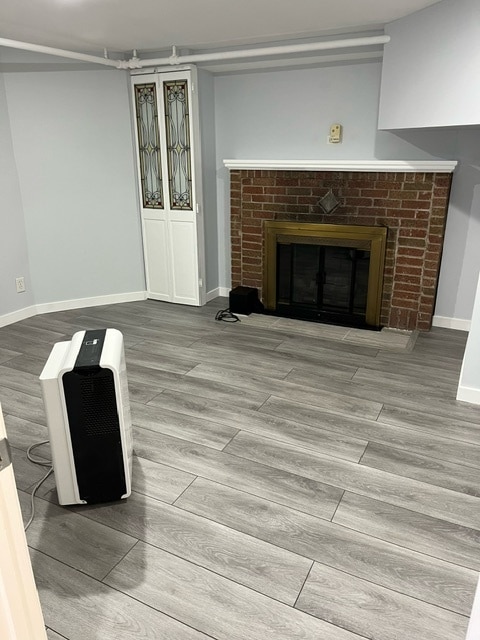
[276,243,371,328]
[263,222,387,329]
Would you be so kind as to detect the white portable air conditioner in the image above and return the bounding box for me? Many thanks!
[39,328,132,506]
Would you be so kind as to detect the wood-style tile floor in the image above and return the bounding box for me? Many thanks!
[1,298,480,640]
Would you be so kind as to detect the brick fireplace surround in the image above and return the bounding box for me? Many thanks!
[227,161,455,331]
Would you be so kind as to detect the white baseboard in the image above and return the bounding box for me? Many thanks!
[35,291,147,315]
[0,305,37,328]
[206,287,230,301]
[206,288,220,302]
[0,291,147,328]
[432,315,471,331]
[456,385,480,405]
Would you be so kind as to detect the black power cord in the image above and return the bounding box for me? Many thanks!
[215,308,240,322]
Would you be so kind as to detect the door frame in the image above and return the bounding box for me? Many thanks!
[0,405,48,640]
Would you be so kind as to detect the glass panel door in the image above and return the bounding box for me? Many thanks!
[131,69,205,306]
[163,80,192,210]
[133,83,163,209]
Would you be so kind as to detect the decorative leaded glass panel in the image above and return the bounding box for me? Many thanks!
[163,80,193,210]
[134,83,163,209]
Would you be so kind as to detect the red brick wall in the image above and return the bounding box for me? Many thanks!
[230,170,452,331]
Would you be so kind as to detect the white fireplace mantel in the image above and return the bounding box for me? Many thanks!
[223,159,458,173]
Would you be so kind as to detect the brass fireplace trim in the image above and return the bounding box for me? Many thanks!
[263,222,387,327]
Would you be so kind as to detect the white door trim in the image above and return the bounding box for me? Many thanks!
[0,405,47,639]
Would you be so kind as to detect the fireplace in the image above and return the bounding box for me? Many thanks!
[264,222,386,328]
[226,161,456,331]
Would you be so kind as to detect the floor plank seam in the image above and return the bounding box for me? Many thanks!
[100,538,141,583]
[356,443,369,465]
[171,475,200,506]
[220,428,242,451]
[329,489,347,522]
[292,560,315,610]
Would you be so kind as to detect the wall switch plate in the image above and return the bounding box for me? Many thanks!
[328,123,343,144]
[15,277,26,293]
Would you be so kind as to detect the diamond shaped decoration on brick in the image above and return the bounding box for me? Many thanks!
[318,189,340,214]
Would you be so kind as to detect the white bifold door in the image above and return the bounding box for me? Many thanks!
[131,69,206,306]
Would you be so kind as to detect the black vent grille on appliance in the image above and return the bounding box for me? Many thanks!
[79,372,120,437]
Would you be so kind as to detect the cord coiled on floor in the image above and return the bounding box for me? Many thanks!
[215,308,240,322]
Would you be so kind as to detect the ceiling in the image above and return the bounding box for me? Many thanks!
[0,0,442,56]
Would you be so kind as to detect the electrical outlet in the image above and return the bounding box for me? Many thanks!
[15,277,26,293]
[328,123,343,144]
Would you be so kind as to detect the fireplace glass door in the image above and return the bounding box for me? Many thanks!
[276,242,370,326]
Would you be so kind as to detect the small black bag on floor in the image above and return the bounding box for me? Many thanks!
[229,286,264,316]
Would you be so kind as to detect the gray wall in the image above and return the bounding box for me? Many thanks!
[214,62,444,163]
[379,0,480,129]
[0,73,35,315]
[435,130,480,322]
[197,68,219,293]
[3,69,145,306]
[385,127,480,323]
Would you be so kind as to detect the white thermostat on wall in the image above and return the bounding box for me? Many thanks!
[328,123,343,144]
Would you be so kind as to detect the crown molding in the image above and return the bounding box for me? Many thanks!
[223,159,457,173]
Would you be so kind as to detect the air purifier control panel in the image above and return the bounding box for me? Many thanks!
[75,329,107,368]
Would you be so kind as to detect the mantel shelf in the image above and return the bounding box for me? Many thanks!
[223,159,458,173]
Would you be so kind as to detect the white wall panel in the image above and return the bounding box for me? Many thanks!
[379,0,480,129]
[171,220,198,302]
[143,219,170,300]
